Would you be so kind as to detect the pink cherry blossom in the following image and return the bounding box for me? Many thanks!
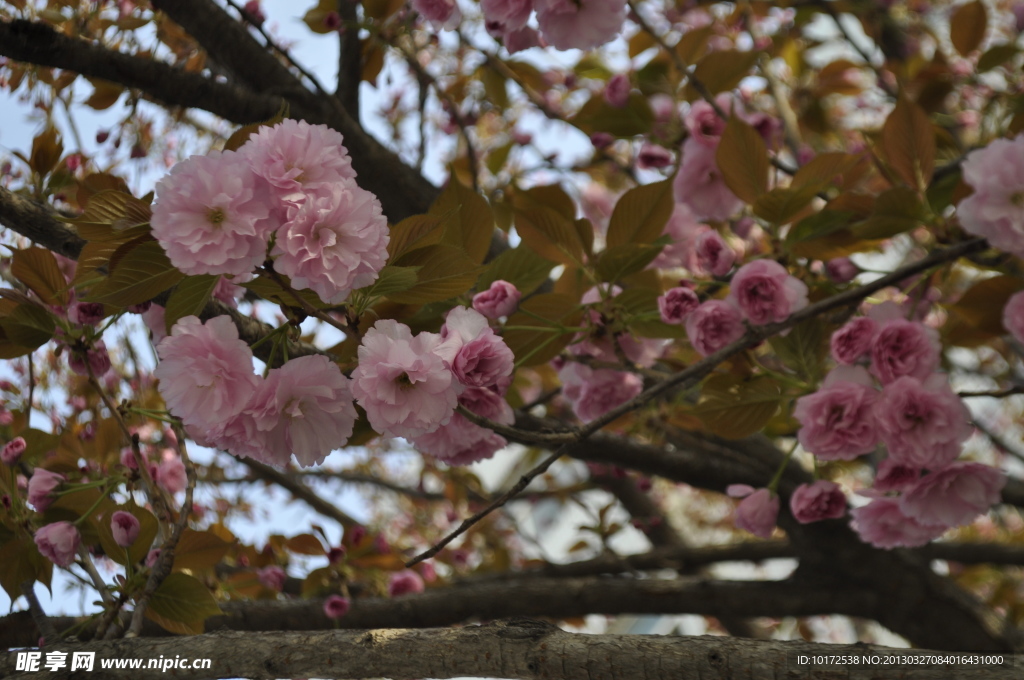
[68,340,112,378]
[142,304,168,345]
[850,497,946,549]
[156,455,187,495]
[436,307,515,388]
[873,459,920,491]
[413,386,512,466]
[789,480,847,524]
[685,299,745,356]
[154,316,260,443]
[603,74,631,108]
[34,522,80,567]
[388,569,425,597]
[673,137,743,222]
[240,119,356,205]
[727,486,779,538]
[351,320,459,439]
[258,565,287,591]
[110,510,141,547]
[899,462,1005,528]
[794,366,879,461]
[650,203,704,271]
[481,0,532,36]
[826,257,859,283]
[957,135,1024,259]
[874,374,972,469]
[534,0,626,51]
[727,259,809,325]
[658,286,700,324]
[637,143,673,169]
[2,437,26,465]
[869,318,941,384]
[695,230,735,277]
[558,362,642,423]
[323,594,351,618]
[1002,290,1024,344]
[473,280,521,319]
[151,151,274,276]
[504,26,542,53]
[272,183,389,305]
[683,95,731,146]
[413,0,462,30]
[830,316,878,365]
[28,469,65,511]
[68,302,104,326]
[241,355,358,468]
[212,276,246,308]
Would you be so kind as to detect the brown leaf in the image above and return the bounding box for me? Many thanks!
[950,0,987,56]
[716,116,768,204]
[881,97,935,190]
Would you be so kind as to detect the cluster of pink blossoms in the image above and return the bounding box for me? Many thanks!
[152,119,388,305]
[958,134,1024,259]
[781,303,1006,549]
[673,95,780,223]
[413,0,626,52]
[661,259,808,357]
[154,316,357,468]
[351,306,517,466]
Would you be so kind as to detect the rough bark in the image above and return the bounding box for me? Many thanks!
[1,619,1016,680]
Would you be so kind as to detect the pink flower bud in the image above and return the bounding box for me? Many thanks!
[789,480,847,524]
[387,569,425,597]
[34,522,80,567]
[826,257,859,284]
[323,594,351,619]
[603,74,631,108]
[472,280,521,319]
[728,485,779,538]
[258,565,287,591]
[27,469,65,511]
[637,144,673,169]
[145,549,161,567]
[2,437,26,465]
[110,510,141,547]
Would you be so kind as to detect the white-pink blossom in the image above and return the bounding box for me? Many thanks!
[899,462,1005,528]
[412,0,462,29]
[152,151,274,276]
[957,135,1024,259]
[436,307,515,389]
[154,316,260,443]
[535,0,626,50]
[873,374,971,469]
[271,183,389,304]
[558,362,642,423]
[727,259,808,325]
[685,299,745,356]
[481,0,532,36]
[850,497,946,549]
[793,365,879,461]
[351,320,459,439]
[673,137,743,222]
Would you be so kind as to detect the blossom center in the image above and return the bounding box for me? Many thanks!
[207,207,226,226]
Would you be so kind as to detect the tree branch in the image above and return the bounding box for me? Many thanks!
[1,619,1016,680]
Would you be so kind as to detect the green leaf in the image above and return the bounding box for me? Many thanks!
[881,97,935,189]
[852,187,922,240]
[173,529,233,572]
[68,190,151,239]
[687,50,759,96]
[572,91,654,137]
[11,247,68,306]
[692,375,782,439]
[717,116,769,204]
[503,293,583,366]
[606,180,675,248]
[769,317,827,383]
[164,275,219,333]
[477,247,555,296]
[753,185,821,225]
[146,573,223,635]
[96,504,159,566]
[615,287,686,339]
[241,275,332,309]
[431,180,495,264]
[0,536,52,603]
[950,0,987,56]
[389,245,482,304]
[520,184,577,222]
[360,265,420,299]
[514,204,584,266]
[594,240,667,283]
[84,241,185,308]
[977,43,1018,72]
[387,214,445,261]
[0,303,55,350]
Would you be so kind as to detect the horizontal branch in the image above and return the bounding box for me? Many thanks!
[1,619,1016,680]
[0,19,438,223]
[0,576,875,646]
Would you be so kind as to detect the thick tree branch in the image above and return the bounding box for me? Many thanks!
[0,19,438,223]
[0,187,85,259]
[1,619,1016,680]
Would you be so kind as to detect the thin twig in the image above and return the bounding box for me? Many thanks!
[20,579,58,644]
[75,546,116,608]
[405,447,566,566]
[959,386,1024,399]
